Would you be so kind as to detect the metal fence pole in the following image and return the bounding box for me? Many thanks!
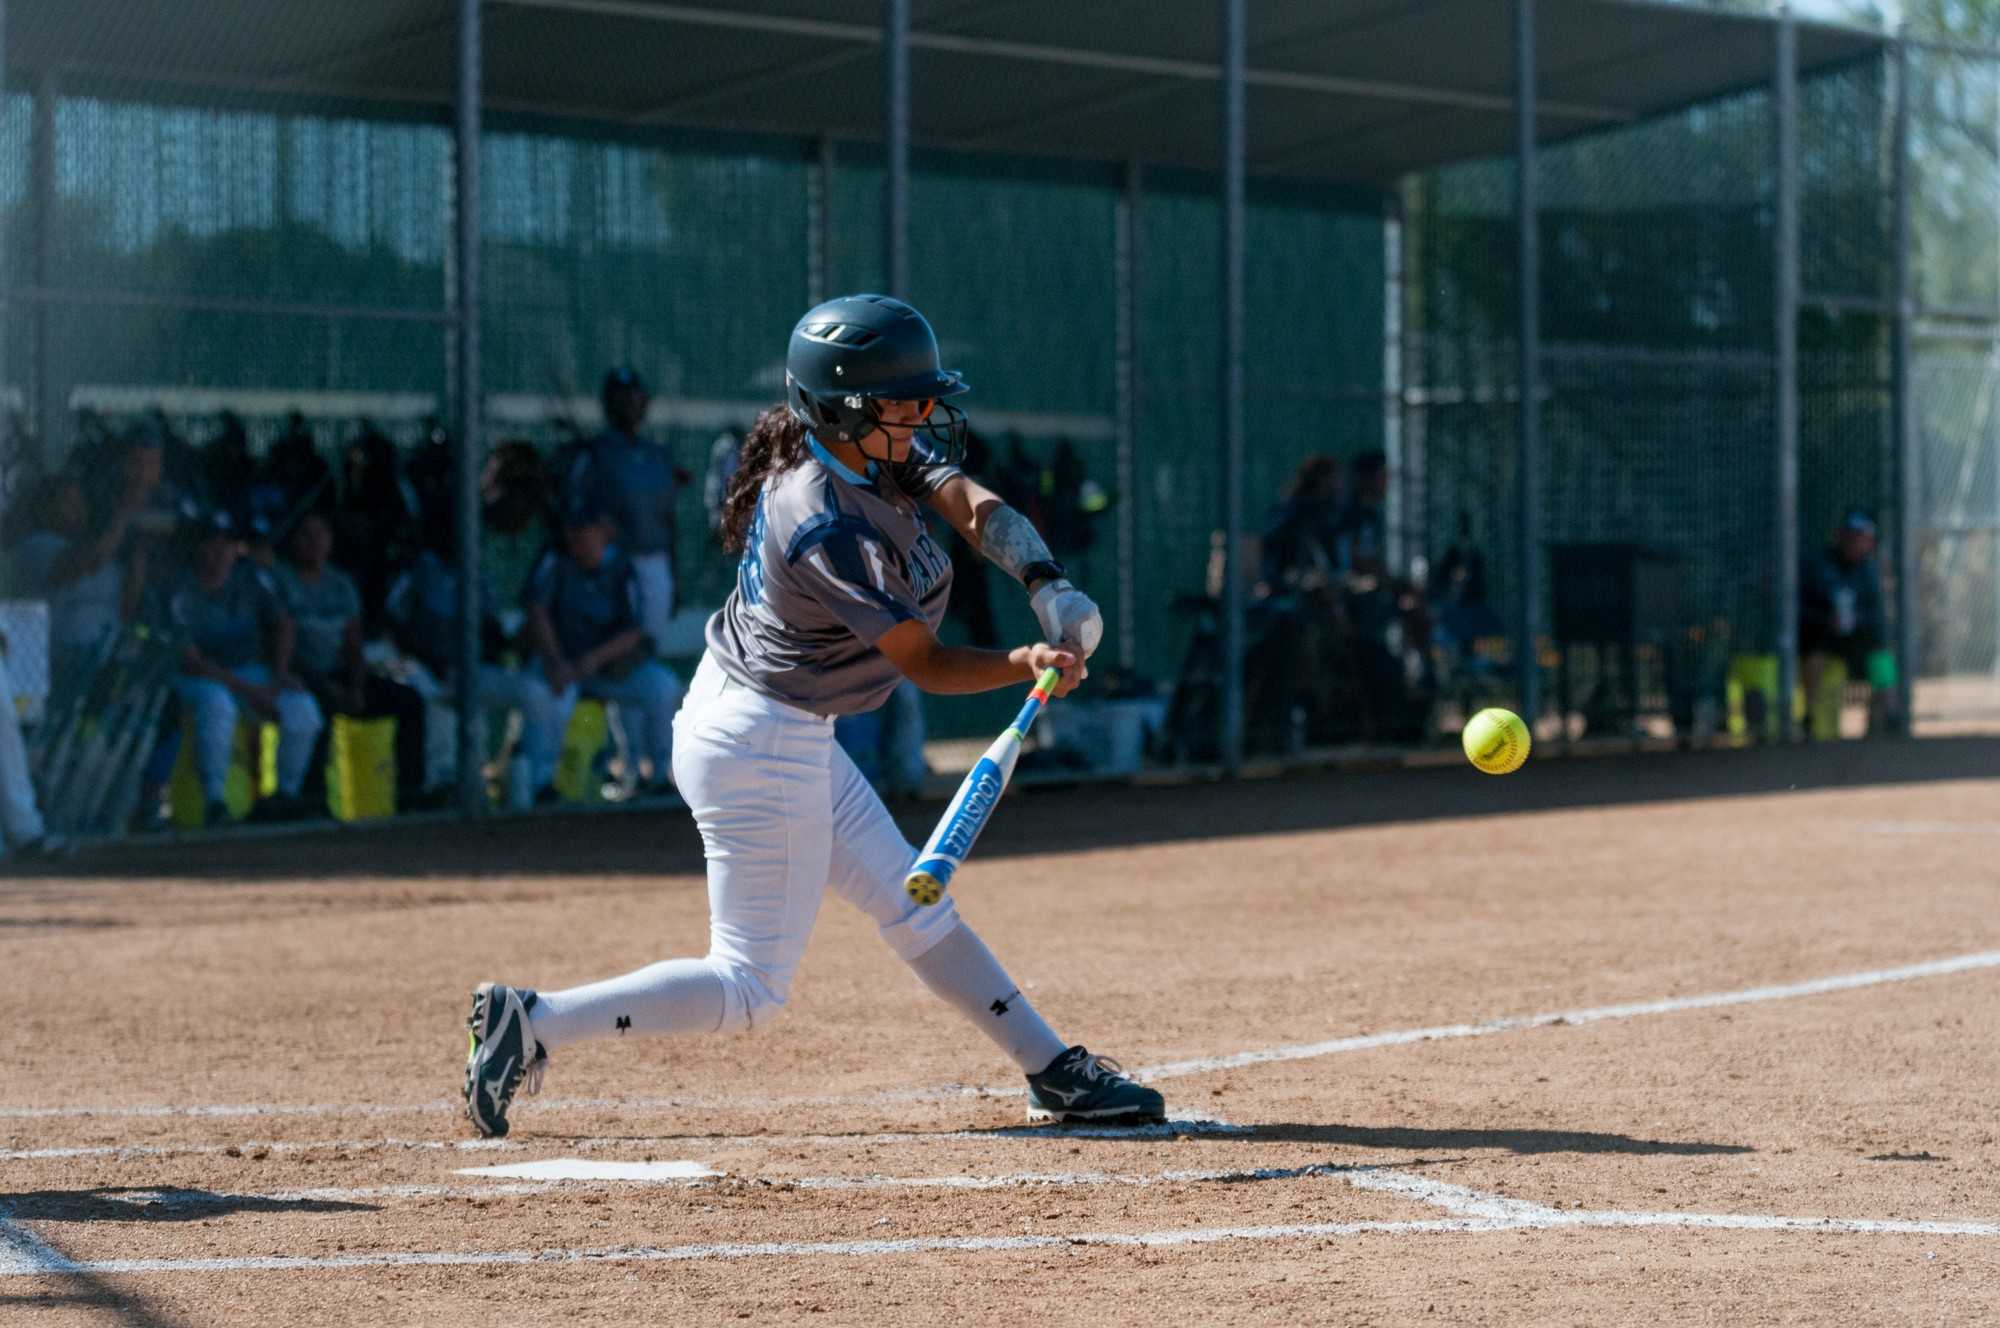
[807,136,833,305]
[883,0,909,298]
[454,0,484,817]
[1114,161,1141,677]
[1219,0,1246,777]
[1774,10,1801,742]
[1515,0,1542,729]
[1891,35,1918,726]
[30,69,53,469]
[1384,192,1405,577]
[0,0,8,439]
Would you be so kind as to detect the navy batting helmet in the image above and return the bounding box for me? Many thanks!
[784,294,969,465]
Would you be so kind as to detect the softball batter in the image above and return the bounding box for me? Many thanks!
[464,294,1165,1136]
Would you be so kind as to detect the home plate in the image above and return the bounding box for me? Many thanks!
[456,1158,722,1182]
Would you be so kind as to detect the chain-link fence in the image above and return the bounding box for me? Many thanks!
[8,2,1999,843]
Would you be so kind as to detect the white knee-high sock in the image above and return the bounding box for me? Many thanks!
[530,959,726,1051]
[905,923,1068,1074]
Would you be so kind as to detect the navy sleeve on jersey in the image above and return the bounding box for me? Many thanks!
[785,515,921,646]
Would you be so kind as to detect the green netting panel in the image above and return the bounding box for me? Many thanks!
[1800,60,1890,301]
[2,93,27,462]
[1798,334,1892,556]
[50,98,447,308]
[477,126,809,634]
[17,91,452,471]
[1908,45,2000,313]
[1912,342,2000,677]
[900,154,1120,737]
[1414,80,1785,725]
[1134,174,1387,748]
[480,126,807,405]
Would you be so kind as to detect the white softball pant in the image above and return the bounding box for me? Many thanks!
[171,663,324,801]
[0,651,45,849]
[671,653,960,1031]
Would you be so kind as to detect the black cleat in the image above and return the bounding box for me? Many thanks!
[463,982,546,1138]
[1025,1045,1166,1124]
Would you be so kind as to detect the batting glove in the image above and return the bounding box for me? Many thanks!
[1031,579,1104,660]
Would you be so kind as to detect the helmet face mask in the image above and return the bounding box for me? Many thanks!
[785,294,969,468]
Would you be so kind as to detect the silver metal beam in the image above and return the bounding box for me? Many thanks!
[1774,11,1800,743]
[493,0,1633,124]
[883,0,908,298]
[1384,192,1405,577]
[0,0,8,452]
[30,69,53,469]
[806,136,832,306]
[632,0,1025,122]
[1114,161,1141,677]
[1220,0,1246,777]
[454,0,484,817]
[15,286,456,324]
[1891,36,1917,724]
[1515,0,1542,733]
[1888,36,1920,716]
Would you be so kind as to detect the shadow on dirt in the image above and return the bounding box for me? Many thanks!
[17,734,2000,882]
[2,1187,378,1223]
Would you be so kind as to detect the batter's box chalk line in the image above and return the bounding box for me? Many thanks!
[4,1165,1997,1279]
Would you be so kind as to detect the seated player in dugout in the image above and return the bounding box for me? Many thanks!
[522,502,685,797]
[464,294,1164,1136]
[278,511,432,807]
[160,508,325,823]
[1799,507,1897,735]
[383,521,568,802]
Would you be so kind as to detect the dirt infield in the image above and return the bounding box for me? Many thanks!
[6,738,2000,1324]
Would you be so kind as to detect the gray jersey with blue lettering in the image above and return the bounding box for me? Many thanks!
[706,445,957,716]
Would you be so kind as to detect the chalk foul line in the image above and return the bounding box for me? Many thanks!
[3,949,1998,1123]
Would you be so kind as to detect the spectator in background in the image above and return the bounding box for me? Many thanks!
[1800,507,1892,731]
[702,427,742,538]
[566,368,680,659]
[481,440,554,620]
[524,505,683,797]
[162,509,324,823]
[1251,455,1353,747]
[1337,449,1431,740]
[280,512,430,804]
[1433,509,1504,651]
[384,517,565,802]
[1335,449,1389,576]
[335,424,416,636]
[15,443,159,670]
[266,412,333,517]
[1259,455,1344,596]
[200,410,255,516]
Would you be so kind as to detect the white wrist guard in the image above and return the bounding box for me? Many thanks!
[1031,579,1104,660]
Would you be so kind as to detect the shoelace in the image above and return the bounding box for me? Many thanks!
[1067,1051,1130,1085]
[520,1055,546,1097]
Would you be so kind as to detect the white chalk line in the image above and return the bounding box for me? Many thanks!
[0,1208,78,1277]
[1131,949,2000,1081]
[0,1117,1246,1164]
[4,1165,1996,1278]
[8,948,1999,1127]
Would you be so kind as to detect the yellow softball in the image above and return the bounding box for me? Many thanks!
[1462,707,1530,775]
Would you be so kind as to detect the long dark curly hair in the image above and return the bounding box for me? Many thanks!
[719,405,811,553]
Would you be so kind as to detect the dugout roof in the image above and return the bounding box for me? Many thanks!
[10,0,1887,185]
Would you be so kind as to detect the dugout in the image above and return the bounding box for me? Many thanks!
[4,1,1952,823]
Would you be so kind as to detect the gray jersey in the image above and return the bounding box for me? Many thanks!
[707,441,957,716]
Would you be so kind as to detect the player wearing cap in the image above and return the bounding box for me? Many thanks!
[463,295,1164,1136]
[566,368,681,667]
